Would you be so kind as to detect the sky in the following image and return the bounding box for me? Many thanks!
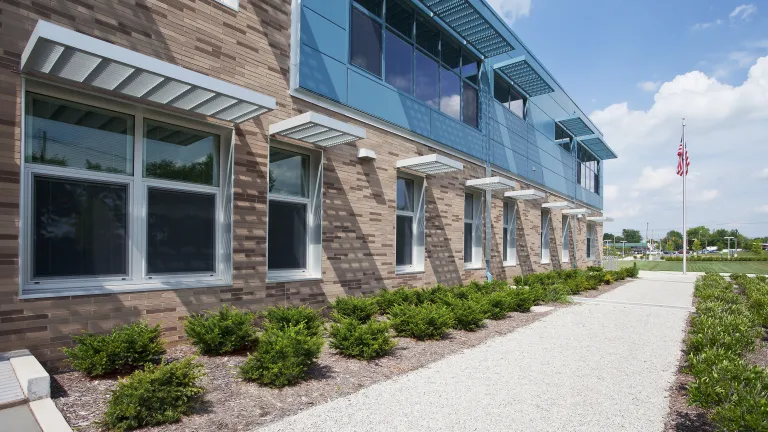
[487,0,768,238]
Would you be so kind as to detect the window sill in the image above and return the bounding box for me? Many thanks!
[503,262,517,268]
[266,274,322,284]
[541,260,551,265]
[20,279,230,300]
[395,268,425,276]
[464,264,484,270]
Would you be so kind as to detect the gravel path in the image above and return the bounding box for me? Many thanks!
[258,273,694,432]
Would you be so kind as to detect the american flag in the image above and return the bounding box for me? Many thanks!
[676,137,690,176]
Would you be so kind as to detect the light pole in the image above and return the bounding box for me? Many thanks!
[620,240,628,257]
[604,239,611,256]
[725,236,734,259]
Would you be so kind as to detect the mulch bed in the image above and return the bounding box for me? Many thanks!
[52,281,628,432]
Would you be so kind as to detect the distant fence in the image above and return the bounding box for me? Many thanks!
[601,256,619,271]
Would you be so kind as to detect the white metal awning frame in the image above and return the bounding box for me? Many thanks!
[466,177,516,191]
[542,201,575,209]
[504,189,546,200]
[587,216,614,223]
[21,20,276,124]
[269,112,366,148]
[563,208,592,215]
[396,154,463,175]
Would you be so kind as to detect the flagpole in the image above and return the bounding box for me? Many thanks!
[682,118,687,275]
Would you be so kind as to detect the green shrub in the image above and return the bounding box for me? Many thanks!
[510,288,535,312]
[183,305,258,355]
[483,291,514,319]
[687,312,760,357]
[710,372,768,432]
[102,357,205,431]
[375,287,421,313]
[330,296,379,322]
[602,272,615,285]
[586,265,603,272]
[535,283,571,303]
[630,262,639,278]
[446,298,486,331]
[387,303,454,340]
[239,324,324,387]
[686,348,746,409]
[263,305,325,338]
[63,321,165,377]
[328,318,395,360]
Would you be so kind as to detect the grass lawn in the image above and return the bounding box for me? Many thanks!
[619,260,768,275]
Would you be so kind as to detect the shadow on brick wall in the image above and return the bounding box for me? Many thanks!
[424,186,462,286]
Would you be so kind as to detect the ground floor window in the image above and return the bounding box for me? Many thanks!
[541,209,551,264]
[395,174,424,272]
[562,215,570,263]
[586,223,595,260]
[22,82,232,296]
[464,191,483,268]
[503,201,517,265]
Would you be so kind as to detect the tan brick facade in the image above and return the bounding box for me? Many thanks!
[0,0,602,366]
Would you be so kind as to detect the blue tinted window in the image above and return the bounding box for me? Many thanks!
[414,50,439,108]
[351,8,382,77]
[354,0,382,17]
[415,17,439,57]
[462,82,478,127]
[439,67,461,120]
[386,0,413,38]
[441,39,461,72]
[461,53,479,85]
[385,30,413,94]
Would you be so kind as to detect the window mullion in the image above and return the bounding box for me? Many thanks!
[132,110,145,282]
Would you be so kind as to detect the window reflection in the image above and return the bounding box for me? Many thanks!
[415,50,439,109]
[351,8,382,76]
[385,30,413,94]
[439,67,461,120]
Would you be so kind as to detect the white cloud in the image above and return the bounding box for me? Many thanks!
[692,19,723,30]
[486,0,532,24]
[729,4,757,21]
[594,56,768,236]
[604,185,619,200]
[756,205,768,214]
[637,81,662,92]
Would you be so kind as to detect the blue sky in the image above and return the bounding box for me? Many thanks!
[488,0,768,238]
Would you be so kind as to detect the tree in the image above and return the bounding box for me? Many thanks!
[692,239,702,252]
[687,226,710,246]
[750,241,764,256]
[621,229,642,243]
[663,230,683,250]
[665,240,676,252]
[603,233,615,242]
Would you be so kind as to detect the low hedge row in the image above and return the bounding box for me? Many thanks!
[685,273,768,431]
[664,256,768,262]
[63,266,634,431]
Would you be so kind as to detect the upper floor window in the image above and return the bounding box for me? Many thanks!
[493,73,526,119]
[577,143,600,195]
[555,123,572,153]
[350,0,480,128]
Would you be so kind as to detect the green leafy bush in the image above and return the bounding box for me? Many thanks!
[63,321,165,377]
[687,309,759,357]
[262,305,325,338]
[510,288,535,312]
[183,305,258,355]
[375,287,421,313]
[388,303,454,340]
[482,291,514,319]
[538,284,571,303]
[239,324,324,387]
[446,298,486,331]
[328,317,395,360]
[102,357,205,432]
[330,296,379,322]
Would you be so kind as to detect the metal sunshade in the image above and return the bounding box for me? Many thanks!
[587,216,614,223]
[420,0,515,58]
[466,177,516,191]
[494,56,554,97]
[504,189,546,200]
[581,136,618,160]
[21,21,276,124]
[397,154,463,174]
[562,208,592,215]
[542,201,575,209]
[556,116,595,138]
[270,112,366,147]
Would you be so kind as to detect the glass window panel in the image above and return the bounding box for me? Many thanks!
[414,50,439,108]
[385,30,413,94]
[494,76,509,105]
[509,87,525,119]
[396,177,414,212]
[464,222,473,263]
[396,215,413,266]
[268,200,307,270]
[33,176,128,278]
[462,82,478,128]
[385,0,412,38]
[461,53,479,85]
[351,8,382,77]
[503,227,508,262]
[464,193,473,220]
[415,17,439,57]
[269,148,309,198]
[25,93,134,174]
[439,67,461,120]
[441,38,461,72]
[354,0,382,17]
[144,120,219,186]
[147,188,215,274]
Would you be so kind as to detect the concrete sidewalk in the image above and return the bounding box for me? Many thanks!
[258,274,694,432]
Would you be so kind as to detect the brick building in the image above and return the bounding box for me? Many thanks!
[0,0,617,366]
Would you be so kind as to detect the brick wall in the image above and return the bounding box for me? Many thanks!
[0,0,600,367]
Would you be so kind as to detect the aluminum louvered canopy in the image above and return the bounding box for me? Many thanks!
[581,136,618,160]
[587,216,614,223]
[21,20,276,124]
[397,154,463,174]
[563,208,592,215]
[494,56,554,97]
[420,0,514,58]
[270,112,366,147]
[504,189,546,200]
[466,177,516,191]
[556,116,595,138]
[542,201,574,209]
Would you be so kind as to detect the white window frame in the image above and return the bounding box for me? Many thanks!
[464,191,483,269]
[586,222,595,260]
[266,141,323,282]
[215,0,239,11]
[562,214,570,263]
[20,79,234,298]
[541,208,551,264]
[395,173,425,274]
[502,200,517,266]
